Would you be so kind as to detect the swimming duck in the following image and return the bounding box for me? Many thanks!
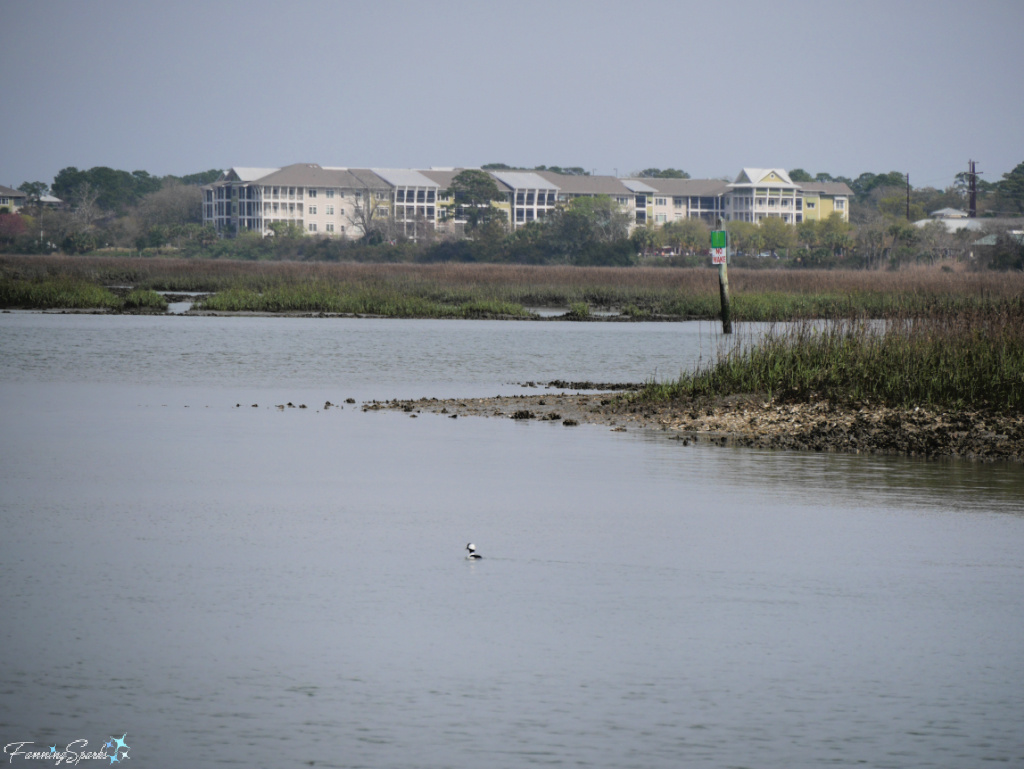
[465,543,482,560]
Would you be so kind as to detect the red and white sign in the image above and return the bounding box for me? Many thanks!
[711,248,727,264]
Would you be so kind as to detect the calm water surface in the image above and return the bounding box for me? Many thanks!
[1,313,1022,768]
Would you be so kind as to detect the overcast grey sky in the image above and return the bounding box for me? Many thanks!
[2,0,1021,191]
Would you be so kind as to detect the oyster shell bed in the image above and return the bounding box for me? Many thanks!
[365,391,1024,462]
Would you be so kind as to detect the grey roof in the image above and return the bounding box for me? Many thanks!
[208,164,391,190]
[913,217,984,232]
[620,179,658,194]
[797,181,853,196]
[0,184,26,198]
[342,169,391,190]
[623,178,729,196]
[971,231,1024,246]
[930,207,968,218]
[226,167,280,182]
[253,164,374,189]
[535,172,634,196]
[916,216,1024,234]
[490,171,559,191]
[418,169,464,189]
[371,168,440,188]
[199,163,859,201]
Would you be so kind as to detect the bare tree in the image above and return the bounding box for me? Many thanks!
[136,184,202,228]
[71,182,101,227]
[345,185,401,243]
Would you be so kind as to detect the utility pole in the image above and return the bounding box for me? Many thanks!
[967,159,978,218]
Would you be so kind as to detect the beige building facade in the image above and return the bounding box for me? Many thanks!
[202,165,852,239]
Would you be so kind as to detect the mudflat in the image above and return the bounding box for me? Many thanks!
[366,390,1024,462]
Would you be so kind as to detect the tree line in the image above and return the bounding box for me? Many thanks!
[1,166,221,254]
[1,162,1021,270]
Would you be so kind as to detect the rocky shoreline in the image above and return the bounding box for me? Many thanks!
[365,388,1024,463]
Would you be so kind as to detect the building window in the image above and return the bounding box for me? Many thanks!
[326,189,334,199]
[308,223,317,232]
[655,214,667,223]
[325,205,334,215]
[326,223,334,233]
[835,199,846,210]
[806,201,816,209]
[308,205,317,215]
[308,189,317,198]
[636,211,646,223]
[655,198,666,206]
[673,197,684,208]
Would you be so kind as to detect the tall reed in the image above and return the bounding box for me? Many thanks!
[639,306,1024,412]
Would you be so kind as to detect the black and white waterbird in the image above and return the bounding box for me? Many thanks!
[465,543,482,560]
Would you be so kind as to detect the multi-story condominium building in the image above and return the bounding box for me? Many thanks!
[202,165,851,239]
[797,181,850,221]
[721,168,852,225]
[621,178,730,225]
[724,168,802,224]
[203,164,394,238]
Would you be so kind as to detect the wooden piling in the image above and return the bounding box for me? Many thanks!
[718,260,732,334]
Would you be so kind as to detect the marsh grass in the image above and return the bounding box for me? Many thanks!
[638,306,1024,412]
[0,276,171,312]
[2,256,1022,321]
[0,276,121,310]
[566,302,591,319]
[121,289,169,312]
[197,284,531,318]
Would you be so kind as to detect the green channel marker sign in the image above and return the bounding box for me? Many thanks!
[711,230,728,264]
